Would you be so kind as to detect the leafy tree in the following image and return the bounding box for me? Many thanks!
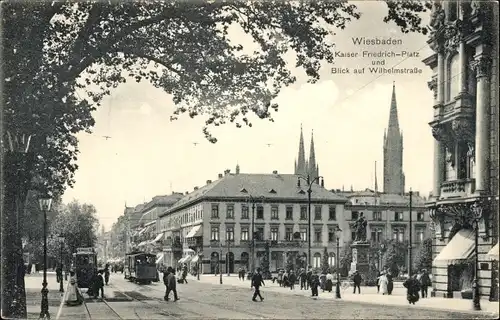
[384,241,407,277]
[413,238,433,273]
[339,241,353,277]
[1,1,436,317]
[321,247,330,273]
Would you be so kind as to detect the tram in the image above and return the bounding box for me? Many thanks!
[124,251,157,284]
[73,247,97,288]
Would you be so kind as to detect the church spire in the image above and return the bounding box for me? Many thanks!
[387,81,400,135]
[308,130,317,180]
[295,124,306,175]
[374,161,378,194]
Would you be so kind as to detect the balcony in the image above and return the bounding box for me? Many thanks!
[440,179,475,199]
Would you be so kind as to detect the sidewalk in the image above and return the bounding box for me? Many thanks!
[24,273,66,319]
[194,275,499,316]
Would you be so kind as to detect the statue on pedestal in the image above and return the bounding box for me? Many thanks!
[353,213,368,243]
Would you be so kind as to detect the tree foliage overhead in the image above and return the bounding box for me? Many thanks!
[413,237,433,273]
[2,0,431,197]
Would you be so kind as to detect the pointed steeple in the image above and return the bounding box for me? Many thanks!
[235,162,240,174]
[374,161,379,194]
[386,81,401,140]
[295,124,306,175]
[308,130,317,180]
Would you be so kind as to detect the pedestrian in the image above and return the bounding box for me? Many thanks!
[403,275,421,305]
[352,271,362,294]
[251,267,265,302]
[92,270,104,299]
[305,268,312,290]
[387,272,394,295]
[310,271,320,297]
[163,267,171,301]
[376,270,381,293]
[419,269,431,298]
[165,267,179,301]
[104,264,110,285]
[299,268,307,290]
[378,272,389,295]
[319,272,326,292]
[56,264,63,283]
[181,264,188,284]
[288,270,296,290]
[325,270,333,293]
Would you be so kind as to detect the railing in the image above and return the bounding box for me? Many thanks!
[440,179,475,199]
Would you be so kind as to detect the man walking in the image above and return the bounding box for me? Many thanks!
[251,268,265,302]
[419,269,431,298]
[352,270,362,294]
[165,267,179,301]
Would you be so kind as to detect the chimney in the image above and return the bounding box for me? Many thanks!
[194,186,199,190]
[218,173,223,179]
[272,170,278,174]
[206,180,212,184]
[224,169,231,175]
[321,178,324,188]
[185,191,189,195]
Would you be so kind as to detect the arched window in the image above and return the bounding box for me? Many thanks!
[313,253,321,268]
[328,252,335,267]
[446,54,460,102]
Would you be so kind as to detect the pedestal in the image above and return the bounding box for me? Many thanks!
[349,242,370,276]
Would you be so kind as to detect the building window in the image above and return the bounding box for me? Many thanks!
[314,206,322,220]
[256,206,264,219]
[271,206,279,220]
[285,227,293,241]
[300,206,307,220]
[270,227,279,241]
[394,212,403,221]
[300,228,307,242]
[241,227,249,241]
[416,229,425,243]
[226,226,234,241]
[351,211,359,220]
[417,212,424,222]
[351,231,356,241]
[314,228,322,243]
[286,206,293,220]
[211,204,219,219]
[328,228,336,242]
[446,54,459,101]
[256,227,264,241]
[329,206,336,220]
[328,253,335,267]
[241,205,249,219]
[313,253,321,268]
[211,226,219,241]
[226,204,234,219]
[393,228,404,242]
[373,211,382,221]
[371,228,383,243]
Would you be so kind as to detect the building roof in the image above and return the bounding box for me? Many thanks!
[141,193,184,212]
[161,173,348,216]
[336,188,426,206]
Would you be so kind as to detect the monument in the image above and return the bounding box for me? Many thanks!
[349,213,370,276]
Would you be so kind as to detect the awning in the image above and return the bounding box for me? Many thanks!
[150,233,164,244]
[138,241,149,247]
[131,231,139,237]
[186,225,203,238]
[487,243,499,260]
[178,255,193,264]
[433,229,475,265]
[156,253,164,264]
[138,226,149,236]
[191,255,199,264]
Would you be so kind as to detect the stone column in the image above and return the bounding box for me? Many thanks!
[472,56,491,192]
[458,42,468,94]
[437,53,445,104]
[432,136,444,198]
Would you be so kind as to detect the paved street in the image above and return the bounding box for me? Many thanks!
[24,272,66,319]
[56,272,498,319]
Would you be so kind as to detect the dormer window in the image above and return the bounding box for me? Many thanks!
[298,189,306,194]
[269,189,277,194]
[240,188,247,193]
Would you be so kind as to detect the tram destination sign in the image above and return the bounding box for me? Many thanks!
[77,247,95,253]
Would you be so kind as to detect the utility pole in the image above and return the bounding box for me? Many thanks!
[408,189,413,277]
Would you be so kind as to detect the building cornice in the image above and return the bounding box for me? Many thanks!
[346,204,426,211]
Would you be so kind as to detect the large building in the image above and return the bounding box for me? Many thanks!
[156,169,350,274]
[422,1,499,300]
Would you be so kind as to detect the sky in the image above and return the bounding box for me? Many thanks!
[62,2,435,230]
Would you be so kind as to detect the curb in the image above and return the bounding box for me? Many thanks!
[55,281,70,320]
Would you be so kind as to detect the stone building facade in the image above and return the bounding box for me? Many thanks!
[422,0,499,300]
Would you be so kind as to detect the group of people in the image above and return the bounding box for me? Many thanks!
[88,264,111,299]
[276,268,336,294]
[377,268,432,305]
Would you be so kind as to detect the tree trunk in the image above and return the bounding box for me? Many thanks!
[1,151,32,319]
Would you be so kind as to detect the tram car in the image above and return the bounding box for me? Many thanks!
[124,251,157,284]
[73,247,97,288]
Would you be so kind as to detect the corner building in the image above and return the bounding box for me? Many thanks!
[157,170,348,274]
[422,1,499,300]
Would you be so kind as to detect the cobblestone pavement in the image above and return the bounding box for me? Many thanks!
[24,273,66,319]
[62,273,498,319]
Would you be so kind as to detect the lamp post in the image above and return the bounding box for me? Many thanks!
[38,196,53,320]
[240,190,264,273]
[219,242,223,284]
[58,234,65,293]
[471,201,483,311]
[335,226,342,299]
[227,239,232,277]
[297,174,323,271]
[197,250,202,281]
[408,189,413,278]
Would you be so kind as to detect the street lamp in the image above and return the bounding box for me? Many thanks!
[58,234,65,293]
[297,174,323,271]
[335,226,342,299]
[240,190,264,273]
[197,252,203,281]
[227,239,233,277]
[219,242,223,284]
[408,189,413,278]
[471,201,483,311]
[38,196,53,320]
